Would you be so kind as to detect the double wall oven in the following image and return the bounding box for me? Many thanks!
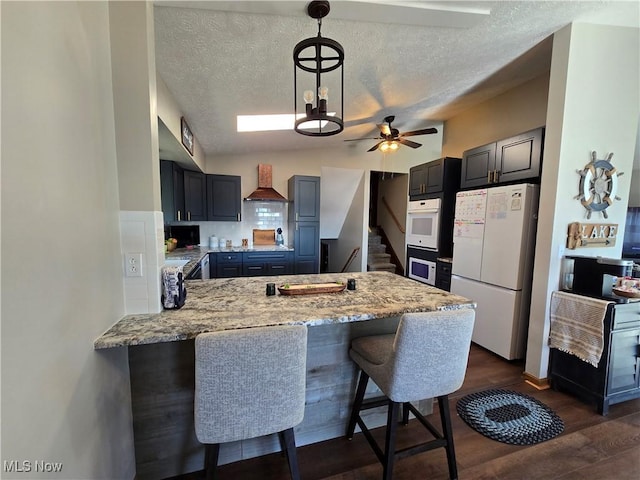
[405,157,461,287]
[406,199,440,286]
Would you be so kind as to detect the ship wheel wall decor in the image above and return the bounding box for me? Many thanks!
[575,151,624,219]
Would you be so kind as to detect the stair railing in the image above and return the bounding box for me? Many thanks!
[341,247,360,273]
[381,196,405,234]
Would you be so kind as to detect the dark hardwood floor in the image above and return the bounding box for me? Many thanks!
[171,345,640,480]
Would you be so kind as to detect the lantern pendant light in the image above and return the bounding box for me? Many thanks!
[293,0,344,136]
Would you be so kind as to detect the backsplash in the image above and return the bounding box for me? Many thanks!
[167,201,289,247]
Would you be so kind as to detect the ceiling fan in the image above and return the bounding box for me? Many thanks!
[345,115,438,152]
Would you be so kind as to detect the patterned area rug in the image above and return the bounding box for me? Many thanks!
[456,389,564,445]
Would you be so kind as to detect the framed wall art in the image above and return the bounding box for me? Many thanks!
[181,116,194,156]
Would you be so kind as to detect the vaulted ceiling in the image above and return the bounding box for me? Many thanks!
[153,1,639,159]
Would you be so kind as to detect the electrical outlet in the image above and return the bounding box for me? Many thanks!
[125,253,143,277]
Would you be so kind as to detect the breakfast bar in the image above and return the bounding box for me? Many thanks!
[95,271,475,479]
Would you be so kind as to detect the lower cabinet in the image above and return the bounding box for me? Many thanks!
[213,251,293,278]
[293,223,320,274]
[241,251,293,276]
[215,252,242,278]
[549,301,640,415]
[435,259,452,291]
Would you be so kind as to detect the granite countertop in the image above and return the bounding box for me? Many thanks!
[95,271,475,349]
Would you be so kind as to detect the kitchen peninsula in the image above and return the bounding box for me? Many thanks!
[95,271,475,479]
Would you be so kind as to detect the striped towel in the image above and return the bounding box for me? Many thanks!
[548,291,611,367]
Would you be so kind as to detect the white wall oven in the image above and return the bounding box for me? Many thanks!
[407,245,438,286]
[406,198,440,250]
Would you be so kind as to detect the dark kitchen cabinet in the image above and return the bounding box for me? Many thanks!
[409,157,461,200]
[215,252,243,278]
[292,222,320,274]
[288,175,320,222]
[461,143,497,189]
[550,301,640,415]
[183,170,207,221]
[160,160,185,223]
[288,176,320,274]
[212,251,293,278]
[461,127,544,189]
[207,174,241,222]
[242,251,293,276]
[435,259,452,291]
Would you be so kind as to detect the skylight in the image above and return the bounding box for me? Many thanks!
[237,113,335,132]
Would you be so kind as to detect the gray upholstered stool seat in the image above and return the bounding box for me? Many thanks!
[346,309,475,480]
[195,325,307,480]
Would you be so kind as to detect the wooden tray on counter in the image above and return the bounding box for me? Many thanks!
[612,287,640,299]
[278,282,346,296]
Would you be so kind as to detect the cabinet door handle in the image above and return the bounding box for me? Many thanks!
[494,170,500,182]
[296,222,299,231]
[295,213,299,221]
[487,171,492,183]
[237,213,240,221]
[187,211,191,221]
[177,210,181,221]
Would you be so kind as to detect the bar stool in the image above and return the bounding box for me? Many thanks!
[194,325,307,480]
[346,309,475,480]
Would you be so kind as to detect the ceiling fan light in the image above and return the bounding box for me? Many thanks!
[390,141,399,150]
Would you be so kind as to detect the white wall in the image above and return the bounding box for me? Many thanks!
[1,2,135,478]
[526,23,639,378]
[321,167,366,239]
[442,75,549,158]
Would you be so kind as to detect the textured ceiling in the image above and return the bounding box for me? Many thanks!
[154,1,639,159]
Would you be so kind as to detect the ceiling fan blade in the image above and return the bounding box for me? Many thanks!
[368,141,384,152]
[400,127,438,137]
[344,137,382,142]
[398,138,422,149]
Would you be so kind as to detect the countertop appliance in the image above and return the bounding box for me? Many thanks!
[566,255,634,301]
[450,183,539,360]
[165,225,200,248]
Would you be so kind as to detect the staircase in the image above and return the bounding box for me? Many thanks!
[367,228,400,274]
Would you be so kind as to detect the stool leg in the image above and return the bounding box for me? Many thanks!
[437,395,458,480]
[402,402,410,425]
[204,444,220,480]
[281,427,301,480]
[346,370,369,439]
[383,400,399,480]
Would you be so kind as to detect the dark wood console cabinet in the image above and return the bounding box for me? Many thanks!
[549,301,640,415]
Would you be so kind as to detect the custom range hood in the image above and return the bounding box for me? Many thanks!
[244,164,288,202]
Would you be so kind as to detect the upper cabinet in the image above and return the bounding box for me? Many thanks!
[409,157,461,200]
[160,160,185,223]
[288,175,320,222]
[160,161,241,223]
[207,174,241,222]
[183,170,207,221]
[461,127,544,189]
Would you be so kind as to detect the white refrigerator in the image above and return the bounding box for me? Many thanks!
[450,183,539,360]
